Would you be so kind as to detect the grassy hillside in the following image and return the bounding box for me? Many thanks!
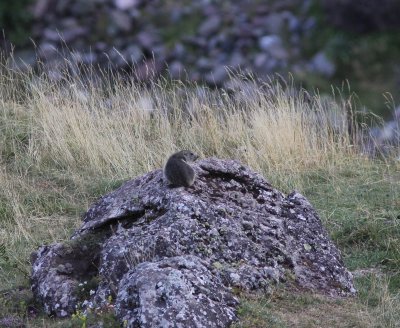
[0,62,399,327]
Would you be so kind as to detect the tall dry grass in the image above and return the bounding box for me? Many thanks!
[1,64,358,184]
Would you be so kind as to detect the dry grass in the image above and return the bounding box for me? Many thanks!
[1,65,358,185]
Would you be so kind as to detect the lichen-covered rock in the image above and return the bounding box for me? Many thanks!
[30,236,104,317]
[31,244,81,317]
[116,255,237,327]
[31,158,356,326]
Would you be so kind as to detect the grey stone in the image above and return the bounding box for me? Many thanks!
[81,52,97,64]
[254,53,269,68]
[253,53,278,73]
[286,12,301,32]
[198,16,222,36]
[43,28,61,42]
[125,44,143,63]
[114,0,140,10]
[205,66,228,85]
[61,26,88,43]
[197,57,213,72]
[264,13,287,34]
[168,61,185,79]
[116,255,237,327]
[38,42,57,59]
[108,47,130,67]
[134,59,164,81]
[31,244,81,317]
[310,52,336,77]
[95,42,108,52]
[171,43,186,59]
[31,158,356,324]
[229,52,245,68]
[136,31,158,49]
[110,10,133,32]
[258,35,288,60]
[32,0,51,19]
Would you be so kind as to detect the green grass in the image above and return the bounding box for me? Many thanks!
[305,162,400,278]
[235,160,400,327]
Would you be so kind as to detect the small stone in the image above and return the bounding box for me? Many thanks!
[254,53,268,68]
[264,13,287,34]
[229,52,244,68]
[43,29,61,42]
[32,0,51,19]
[310,52,336,77]
[136,31,158,49]
[229,272,241,284]
[205,66,228,86]
[197,57,212,72]
[125,44,142,63]
[259,35,288,60]
[110,10,132,32]
[168,61,185,79]
[242,220,254,230]
[114,0,139,10]
[171,43,186,59]
[198,16,221,36]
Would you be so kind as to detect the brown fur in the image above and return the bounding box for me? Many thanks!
[163,150,199,187]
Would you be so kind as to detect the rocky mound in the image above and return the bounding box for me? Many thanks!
[31,157,356,327]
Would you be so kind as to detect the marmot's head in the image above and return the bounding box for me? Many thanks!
[173,150,199,162]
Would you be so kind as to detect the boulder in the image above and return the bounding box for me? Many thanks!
[31,158,356,326]
[116,255,237,327]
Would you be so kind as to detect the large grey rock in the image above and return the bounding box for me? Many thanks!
[31,158,356,326]
[116,255,237,327]
[31,242,98,317]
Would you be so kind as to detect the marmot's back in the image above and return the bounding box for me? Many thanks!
[164,150,198,187]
